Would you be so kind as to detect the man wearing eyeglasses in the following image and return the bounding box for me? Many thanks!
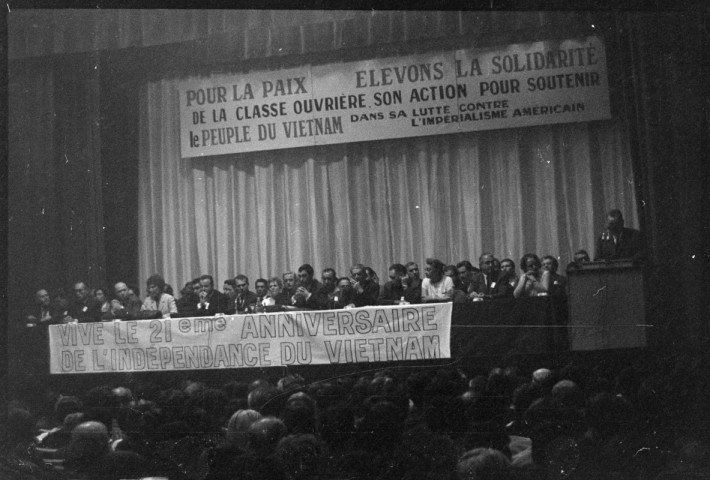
[292,264,323,310]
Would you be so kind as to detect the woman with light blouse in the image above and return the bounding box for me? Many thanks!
[513,253,550,298]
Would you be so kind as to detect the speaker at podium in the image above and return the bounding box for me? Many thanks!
[566,260,647,351]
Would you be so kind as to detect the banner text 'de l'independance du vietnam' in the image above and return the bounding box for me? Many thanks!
[179,36,610,158]
[48,304,452,374]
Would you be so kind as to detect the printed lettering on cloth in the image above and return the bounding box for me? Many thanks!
[179,36,610,157]
[48,303,453,374]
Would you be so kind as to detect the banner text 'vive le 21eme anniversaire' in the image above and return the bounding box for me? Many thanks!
[178,36,610,158]
[48,304,453,374]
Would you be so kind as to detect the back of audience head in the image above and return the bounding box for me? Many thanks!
[248,417,287,456]
[458,447,512,480]
[226,409,262,448]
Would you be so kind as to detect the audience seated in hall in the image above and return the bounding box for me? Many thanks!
[5,351,710,480]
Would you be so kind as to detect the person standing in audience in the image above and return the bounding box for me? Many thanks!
[542,255,567,298]
[65,281,102,323]
[379,263,421,305]
[292,264,322,310]
[195,274,228,316]
[254,278,270,311]
[268,277,290,306]
[222,278,238,314]
[282,272,297,300]
[350,263,380,307]
[141,274,177,318]
[421,258,454,302]
[234,274,258,314]
[594,209,644,261]
[317,268,338,309]
[514,254,550,298]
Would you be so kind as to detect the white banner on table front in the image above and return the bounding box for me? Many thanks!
[48,303,453,374]
[179,36,610,158]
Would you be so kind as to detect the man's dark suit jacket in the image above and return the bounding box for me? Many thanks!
[292,279,323,310]
[594,227,644,261]
[378,281,422,305]
[195,290,229,316]
[68,298,102,322]
[467,272,513,300]
[351,281,380,307]
[235,291,259,314]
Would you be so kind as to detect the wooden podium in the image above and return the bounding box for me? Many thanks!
[567,260,647,351]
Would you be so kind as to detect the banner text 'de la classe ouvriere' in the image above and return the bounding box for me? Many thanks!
[48,304,452,374]
[179,36,610,157]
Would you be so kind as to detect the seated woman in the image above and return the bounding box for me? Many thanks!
[513,253,550,298]
[421,258,454,302]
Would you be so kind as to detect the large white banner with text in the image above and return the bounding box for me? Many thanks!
[179,36,610,157]
[48,304,453,374]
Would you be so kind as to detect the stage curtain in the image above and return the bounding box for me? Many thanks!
[138,78,638,288]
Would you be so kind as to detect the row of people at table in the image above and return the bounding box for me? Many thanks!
[25,252,570,325]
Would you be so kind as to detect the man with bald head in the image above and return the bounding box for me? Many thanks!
[101,282,142,320]
[65,282,102,323]
[467,254,514,300]
[25,289,54,326]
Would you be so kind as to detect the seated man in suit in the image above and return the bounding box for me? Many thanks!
[102,282,143,320]
[25,288,55,327]
[292,264,322,310]
[282,272,297,301]
[594,209,644,262]
[541,255,567,298]
[316,268,338,309]
[254,278,271,311]
[65,281,103,323]
[195,274,228,316]
[222,278,238,314]
[378,263,422,305]
[350,264,380,307]
[234,274,259,314]
[468,254,513,301]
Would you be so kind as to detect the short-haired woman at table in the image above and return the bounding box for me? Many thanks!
[513,253,550,298]
[421,258,454,302]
